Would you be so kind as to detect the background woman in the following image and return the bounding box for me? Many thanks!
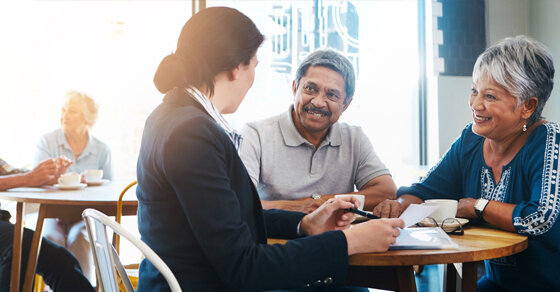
[34,90,113,283]
[374,36,559,291]
[137,6,403,291]
[34,90,113,180]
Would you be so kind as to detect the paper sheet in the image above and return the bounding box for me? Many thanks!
[399,204,439,228]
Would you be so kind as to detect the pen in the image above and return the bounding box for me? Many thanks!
[345,208,379,220]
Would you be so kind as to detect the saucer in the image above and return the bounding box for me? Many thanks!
[86,179,109,186]
[54,183,87,190]
[417,217,469,228]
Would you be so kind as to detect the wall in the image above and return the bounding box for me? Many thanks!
[434,0,560,159]
[529,0,560,124]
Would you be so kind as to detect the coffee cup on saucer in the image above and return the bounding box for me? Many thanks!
[82,169,103,182]
[58,172,81,186]
[422,199,458,222]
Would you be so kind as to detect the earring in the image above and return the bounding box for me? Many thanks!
[523,124,527,132]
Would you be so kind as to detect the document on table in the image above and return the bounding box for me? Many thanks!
[398,204,439,227]
[388,204,458,250]
[390,227,459,250]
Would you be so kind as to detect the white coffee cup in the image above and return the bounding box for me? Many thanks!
[58,172,81,186]
[335,194,365,210]
[82,169,103,182]
[422,199,458,222]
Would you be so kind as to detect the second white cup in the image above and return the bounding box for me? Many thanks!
[335,194,365,210]
[82,169,103,182]
[422,199,458,222]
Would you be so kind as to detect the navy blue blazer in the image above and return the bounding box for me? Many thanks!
[136,88,348,291]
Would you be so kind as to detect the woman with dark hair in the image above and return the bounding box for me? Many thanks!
[136,7,404,291]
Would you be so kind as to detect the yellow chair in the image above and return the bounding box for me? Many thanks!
[112,181,139,291]
[34,275,45,292]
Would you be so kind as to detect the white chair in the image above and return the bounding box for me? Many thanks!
[82,208,181,292]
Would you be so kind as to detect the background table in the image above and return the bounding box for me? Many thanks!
[0,179,138,292]
[269,225,528,292]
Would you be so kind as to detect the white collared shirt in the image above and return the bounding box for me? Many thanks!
[186,87,243,151]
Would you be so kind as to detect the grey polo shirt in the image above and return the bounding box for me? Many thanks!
[239,106,391,201]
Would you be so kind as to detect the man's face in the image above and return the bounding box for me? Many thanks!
[292,66,351,138]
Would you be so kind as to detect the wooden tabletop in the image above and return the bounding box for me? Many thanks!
[269,225,527,266]
[0,179,138,205]
[269,224,527,291]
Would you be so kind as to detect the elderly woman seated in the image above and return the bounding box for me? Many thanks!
[374,35,559,292]
[33,90,113,284]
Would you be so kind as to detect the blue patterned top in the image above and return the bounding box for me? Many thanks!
[398,122,560,292]
[34,128,113,180]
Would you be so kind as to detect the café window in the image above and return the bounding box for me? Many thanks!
[0,0,423,186]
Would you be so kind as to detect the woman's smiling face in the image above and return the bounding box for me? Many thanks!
[469,76,526,140]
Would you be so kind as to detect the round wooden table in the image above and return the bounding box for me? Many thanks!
[269,225,528,292]
[0,179,138,292]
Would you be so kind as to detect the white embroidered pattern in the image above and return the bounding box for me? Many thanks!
[512,123,560,235]
[480,167,511,202]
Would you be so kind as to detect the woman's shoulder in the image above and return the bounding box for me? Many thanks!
[38,128,64,144]
[525,122,560,149]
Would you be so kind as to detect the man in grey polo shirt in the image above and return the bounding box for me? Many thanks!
[240,49,396,213]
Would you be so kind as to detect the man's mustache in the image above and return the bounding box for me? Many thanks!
[303,104,331,117]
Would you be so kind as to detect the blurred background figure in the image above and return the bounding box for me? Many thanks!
[34,90,113,180]
[33,90,114,284]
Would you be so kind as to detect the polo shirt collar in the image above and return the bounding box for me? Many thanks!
[279,105,342,147]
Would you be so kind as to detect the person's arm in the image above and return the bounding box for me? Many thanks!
[343,174,396,211]
[260,197,325,214]
[457,198,516,231]
[0,159,59,191]
[351,127,397,210]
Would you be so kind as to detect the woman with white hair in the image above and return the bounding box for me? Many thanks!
[34,90,113,283]
[374,35,559,291]
[34,90,113,180]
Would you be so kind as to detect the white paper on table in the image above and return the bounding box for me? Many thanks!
[399,204,439,228]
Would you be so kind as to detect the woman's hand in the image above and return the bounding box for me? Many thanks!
[299,197,360,236]
[457,198,477,219]
[343,218,404,255]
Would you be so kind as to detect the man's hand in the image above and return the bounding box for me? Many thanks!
[261,197,326,213]
[299,196,361,236]
[372,199,403,218]
[25,159,58,187]
[343,218,404,255]
[372,195,423,218]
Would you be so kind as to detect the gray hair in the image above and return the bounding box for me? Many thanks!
[472,35,555,126]
[63,90,99,129]
[294,49,356,103]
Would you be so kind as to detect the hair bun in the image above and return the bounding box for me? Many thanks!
[153,53,187,93]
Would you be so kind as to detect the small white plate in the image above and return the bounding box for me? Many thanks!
[86,179,109,186]
[417,217,469,228]
[54,183,87,190]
